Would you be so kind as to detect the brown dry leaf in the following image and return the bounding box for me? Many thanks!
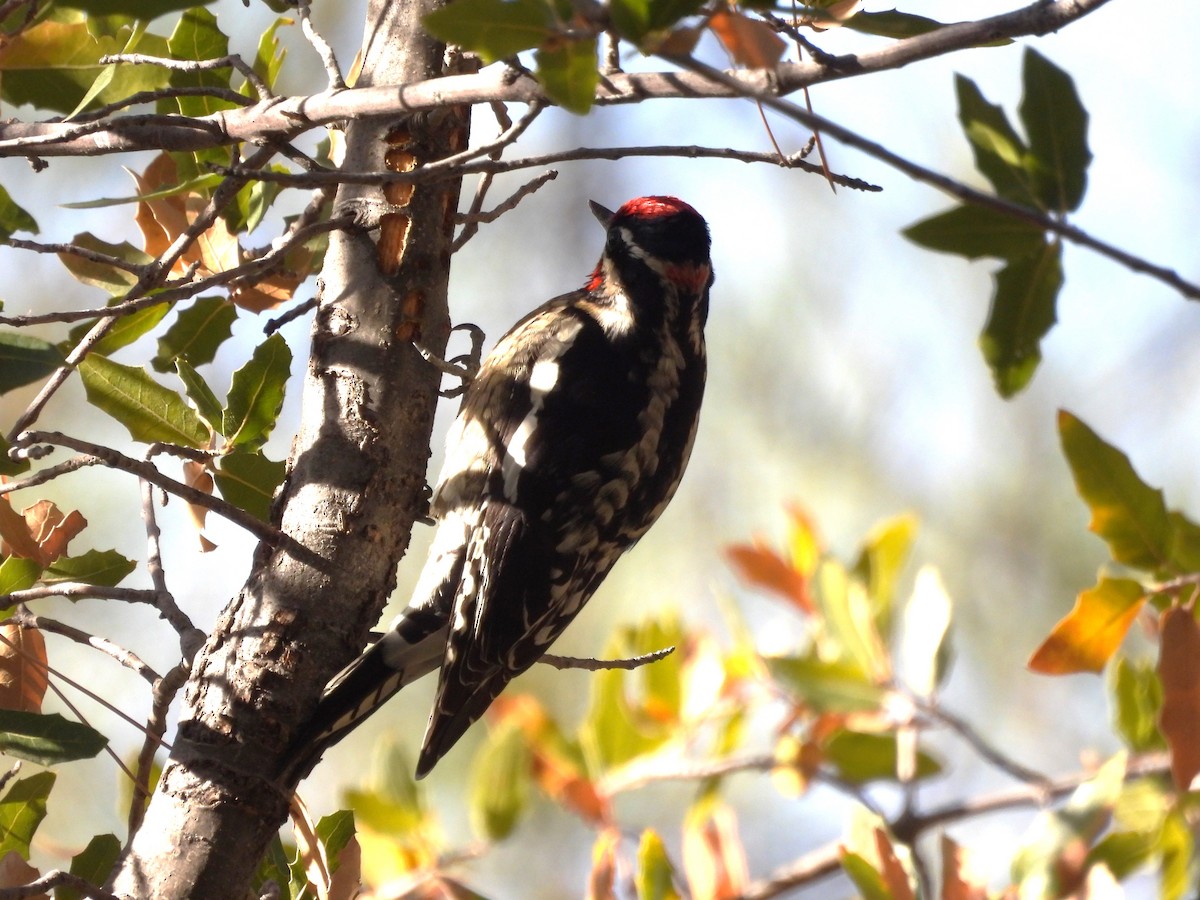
[1157,605,1200,790]
[130,154,188,265]
[0,496,42,562]
[22,500,86,565]
[0,624,48,713]
[586,827,620,900]
[726,541,813,614]
[941,835,987,900]
[182,461,218,553]
[231,278,294,313]
[186,194,239,275]
[682,802,748,900]
[708,10,786,69]
[1028,578,1144,675]
[291,794,331,899]
[0,851,44,898]
[327,832,363,900]
[872,829,914,900]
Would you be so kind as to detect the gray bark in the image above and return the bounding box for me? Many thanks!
[108,1,469,895]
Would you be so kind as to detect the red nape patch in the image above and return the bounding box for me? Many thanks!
[585,264,604,292]
[665,261,711,293]
[618,196,699,220]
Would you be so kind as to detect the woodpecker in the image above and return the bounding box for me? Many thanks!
[287,196,713,780]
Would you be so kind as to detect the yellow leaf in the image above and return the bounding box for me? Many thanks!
[1028,577,1144,674]
[682,800,748,900]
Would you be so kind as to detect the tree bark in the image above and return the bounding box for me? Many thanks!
[108,1,469,896]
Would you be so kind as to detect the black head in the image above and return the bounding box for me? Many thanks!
[589,196,713,300]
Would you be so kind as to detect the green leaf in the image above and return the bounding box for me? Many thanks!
[954,74,1037,206]
[214,451,285,521]
[0,184,38,240]
[0,558,42,600]
[0,771,54,857]
[534,38,599,114]
[247,17,289,95]
[815,561,888,680]
[222,333,291,449]
[57,234,151,294]
[824,730,942,783]
[1058,411,1172,572]
[1019,48,1091,213]
[59,833,121,900]
[62,172,222,210]
[611,0,704,41]
[902,204,1045,261]
[42,549,136,588]
[766,655,888,713]
[1158,809,1193,900]
[422,0,552,63]
[1109,657,1165,753]
[842,10,948,39]
[853,513,918,645]
[175,359,224,434]
[0,332,64,395]
[0,13,172,114]
[67,303,171,356]
[78,354,209,446]
[469,716,531,840]
[636,829,681,900]
[152,296,237,373]
[0,711,108,766]
[57,0,217,14]
[840,851,891,900]
[979,239,1062,398]
[314,810,355,877]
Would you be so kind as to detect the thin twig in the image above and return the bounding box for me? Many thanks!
[1,583,161,605]
[0,456,102,494]
[539,645,675,671]
[4,237,147,272]
[60,85,254,122]
[0,870,120,900]
[295,0,345,90]
[453,170,558,251]
[8,608,159,683]
[129,663,190,835]
[100,53,271,101]
[11,431,324,569]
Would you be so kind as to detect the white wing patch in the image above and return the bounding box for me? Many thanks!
[502,356,561,500]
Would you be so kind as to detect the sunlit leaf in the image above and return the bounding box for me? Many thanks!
[0,772,53,857]
[0,625,46,713]
[0,332,64,396]
[0,711,107,766]
[842,10,948,38]
[636,829,682,900]
[816,562,890,680]
[1158,809,1193,900]
[682,798,747,900]
[940,835,988,900]
[56,234,149,295]
[67,303,171,356]
[422,0,552,63]
[855,513,918,644]
[840,850,891,900]
[726,541,812,614]
[223,333,291,449]
[954,74,1036,206]
[1028,577,1144,675]
[534,37,599,115]
[1058,411,1172,571]
[766,654,888,713]
[42,549,135,587]
[57,0,215,13]
[1087,829,1157,883]
[1019,48,1091,213]
[58,833,121,900]
[153,296,237,373]
[588,826,620,900]
[1157,606,1200,790]
[901,566,953,697]
[0,559,40,602]
[823,730,941,784]
[213,450,285,522]
[0,185,38,240]
[21,501,86,565]
[79,354,209,446]
[902,204,1045,261]
[469,715,531,840]
[1108,656,1165,753]
[174,359,224,434]
[247,17,290,96]
[708,10,785,68]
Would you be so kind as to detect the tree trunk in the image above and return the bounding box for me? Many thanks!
[108,1,469,896]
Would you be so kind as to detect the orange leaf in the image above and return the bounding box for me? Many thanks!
[22,500,86,565]
[1028,577,1144,674]
[586,827,620,900]
[0,624,48,713]
[0,851,44,897]
[683,802,748,900]
[0,497,41,562]
[873,829,914,900]
[182,461,218,553]
[1158,605,1200,790]
[940,836,987,900]
[726,542,813,613]
[708,10,786,69]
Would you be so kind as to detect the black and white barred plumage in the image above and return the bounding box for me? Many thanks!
[289,196,713,779]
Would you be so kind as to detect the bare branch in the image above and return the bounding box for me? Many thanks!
[539,645,675,670]
[129,663,190,834]
[9,607,159,683]
[295,0,345,90]
[0,870,120,900]
[0,455,102,494]
[101,52,272,101]
[453,169,558,251]
[0,0,1115,159]
[2,583,162,605]
[11,431,324,569]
